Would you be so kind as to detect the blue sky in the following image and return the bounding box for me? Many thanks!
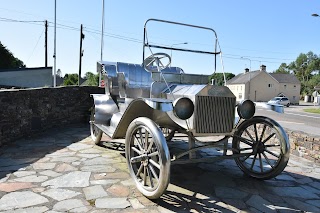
[0,0,319,76]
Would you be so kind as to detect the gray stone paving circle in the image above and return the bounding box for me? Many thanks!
[0,124,319,212]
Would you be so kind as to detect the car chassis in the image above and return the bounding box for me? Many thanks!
[90,19,290,199]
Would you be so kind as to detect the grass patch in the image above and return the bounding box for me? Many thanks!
[303,108,320,114]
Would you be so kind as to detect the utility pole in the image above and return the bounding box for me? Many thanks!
[53,0,57,87]
[99,0,105,87]
[78,24,85,86]
[45,20,48,67]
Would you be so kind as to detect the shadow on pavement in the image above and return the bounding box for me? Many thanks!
[0,124,89,180]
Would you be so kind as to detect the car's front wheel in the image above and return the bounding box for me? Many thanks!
[125,117,171,199]
[232,116,290,179]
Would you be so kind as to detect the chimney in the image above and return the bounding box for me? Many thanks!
[244,68,249,73]
[260,65,266,72]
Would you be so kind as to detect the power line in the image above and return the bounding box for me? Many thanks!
[0,17,43,23]
[0,16,298,64]
[26,28,45,64]
[223,53,295,61]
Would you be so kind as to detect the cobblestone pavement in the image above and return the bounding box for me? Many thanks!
[0,124,320,213]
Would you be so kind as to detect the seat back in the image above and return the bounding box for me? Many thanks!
[116,62,182,99]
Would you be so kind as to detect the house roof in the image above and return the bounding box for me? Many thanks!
[227,70,301,85]
[269,73,300,84]
[226,70,261,84]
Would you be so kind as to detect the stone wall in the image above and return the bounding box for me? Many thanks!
[287,129,320,164]
[0,86,104,146]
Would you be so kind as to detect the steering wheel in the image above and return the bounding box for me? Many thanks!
[143,53,171,72]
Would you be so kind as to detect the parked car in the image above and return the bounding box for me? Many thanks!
[268,97,290,107]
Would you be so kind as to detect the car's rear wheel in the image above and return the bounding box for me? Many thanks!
[90,106,102,145]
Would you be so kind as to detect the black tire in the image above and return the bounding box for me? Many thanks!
[232,116,290,179]
[90,106,102,145]
[125,117,171,199]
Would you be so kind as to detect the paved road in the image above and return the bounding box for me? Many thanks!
[255,102,320,136]
[0,124,320,212]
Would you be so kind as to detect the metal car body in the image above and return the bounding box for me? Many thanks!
[90,19,291,199]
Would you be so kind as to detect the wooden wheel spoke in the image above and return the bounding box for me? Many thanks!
[262,133,276,144]
[262,152,275,169]
[265,149,280,158]
[148,151,159,157]
[138,129,145,148]
[149,159,160,170]
[244,129,255,142]
[143,165,147,186]
[239,147,254,152]
[259,153,264,173]
[250,152,258,171]
[265,144,280,148]
[136,164,144,177]
[236,135,254,146]
[148,164,159,181]
[147,167,154,187]
[144,130,149,150]
[147,139,154,153]
[134,136,144,151]
[241,154,253,162]
[132,146,141,155]
[130,155,144,163]
[260,124,267,142]
[254,124,259,141]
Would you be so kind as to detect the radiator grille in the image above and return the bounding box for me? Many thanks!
[194,96,236,133]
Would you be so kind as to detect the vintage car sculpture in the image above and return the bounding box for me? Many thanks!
[90,19,290,199]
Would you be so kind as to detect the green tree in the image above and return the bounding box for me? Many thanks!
[63,73,79,85]
[209,72,235,86]
[279,51,320,95]
[308,74,320,91]
[84,72,99,86]
[288,52,319,82]
[0,41,25,69]
[274,63,290,74]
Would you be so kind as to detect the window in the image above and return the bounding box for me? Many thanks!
[284,85,287,89]
[239,93,242,99]
[268,84,273,88]
[294,85,297,89]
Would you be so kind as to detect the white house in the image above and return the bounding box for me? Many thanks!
[226,65,301,104]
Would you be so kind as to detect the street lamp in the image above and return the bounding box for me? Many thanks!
[240,57,251,71]
[170,42,188,66]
